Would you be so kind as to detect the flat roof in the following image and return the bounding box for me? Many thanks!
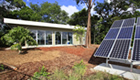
[4,18,87,30]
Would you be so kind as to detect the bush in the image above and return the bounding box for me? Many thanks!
[49,69,67,80]
[70,60,86,79]
[32,66,50,80]
[0,64,4,70]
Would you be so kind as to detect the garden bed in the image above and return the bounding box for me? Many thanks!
[0,45,139,80]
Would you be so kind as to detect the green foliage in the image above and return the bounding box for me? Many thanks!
[72,60,86,77]
[39,1,69,24]
[73,25,86,45]
[0,18,12,47]
[68,8,88,27]
[50,60,86,80]
[0,0,26,18]
[0,64,4,70]
[1,26,37,53]
[32,61,125,80]
[68,8,99,44]
[94,18,106,44]
[49,69,67,80]
[70,60,86,79]
[32,66,50,80]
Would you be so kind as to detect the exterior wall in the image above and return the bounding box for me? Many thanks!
[73,34,80,45]
[10,25,83,46]
[52,31,55,46]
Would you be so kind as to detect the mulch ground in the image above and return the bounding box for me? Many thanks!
[0,45,139,80]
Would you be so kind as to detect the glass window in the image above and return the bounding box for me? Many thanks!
[46,31,52,45]
[62,32,67,44]
[38,30,45,45]
[55,32,61,44]
[30,30,36,41]
[68,32,73,44]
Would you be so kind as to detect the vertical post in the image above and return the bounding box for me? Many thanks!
[130,47,133,72]
[106,58,109,67]
[130,61,133,72]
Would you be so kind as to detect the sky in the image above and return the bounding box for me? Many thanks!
[23,0,105,16]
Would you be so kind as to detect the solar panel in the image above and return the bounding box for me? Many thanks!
[111,20,123,28]
[94,18,135,60]
[135,27,140,38]
[122,18,135,27]
[109,40,130,59]
[118,27,133,39]
[108,18,135,60]
[105,28,119,39]
[132,40,140,61]
[137,17,140,26]
[94,40,115,57]
[94,20,123,58]
[132,17,140,61]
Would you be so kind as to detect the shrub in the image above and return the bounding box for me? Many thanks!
[32,66,50,80]
[1,26,37,54]
[71,60,86,78]
[49,68,67,80]
[0,64,4,70]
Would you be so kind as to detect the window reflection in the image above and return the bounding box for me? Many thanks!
[46,31,52,45]
[68,32,73,44]
[38,30,45,45]
[62,32,67,44]
[30,30,36,41]
[55,32,61,44]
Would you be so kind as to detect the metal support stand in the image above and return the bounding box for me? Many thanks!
[130,61,133,72]
[130,47,133,72]
[106,58,109,67]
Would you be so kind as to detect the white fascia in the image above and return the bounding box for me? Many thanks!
[4,18,87,30]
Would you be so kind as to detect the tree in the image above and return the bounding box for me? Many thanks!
[73,25,86,45]
[39,1,69,24]
[68,8,88,27]
[1,26,37,54]
[75,0,96,48]
[68,8,99,44]
[0,0,26,18]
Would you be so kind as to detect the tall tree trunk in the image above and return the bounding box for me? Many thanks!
[85,0,92,48]
[89,13,91,46]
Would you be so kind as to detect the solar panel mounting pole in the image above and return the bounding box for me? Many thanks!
[130,47,133,72]
[130,61,133,72]
[106,58,109,67]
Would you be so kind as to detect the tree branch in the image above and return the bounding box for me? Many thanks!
[91,0,95,7]
[83,0,88,7]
